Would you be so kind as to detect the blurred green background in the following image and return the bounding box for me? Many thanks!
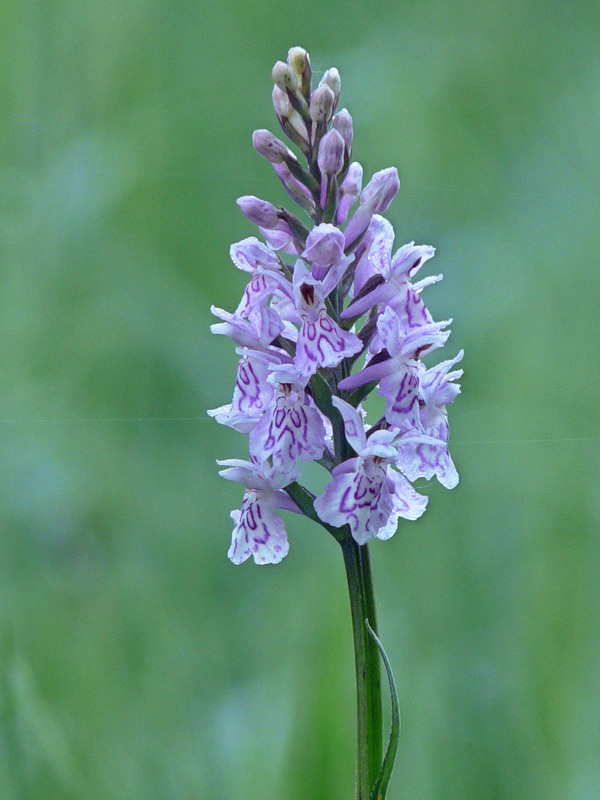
[1,1,599,798]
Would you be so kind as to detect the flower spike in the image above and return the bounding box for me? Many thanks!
[210,46,462,564]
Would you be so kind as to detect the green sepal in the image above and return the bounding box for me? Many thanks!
[348,380,379,407]
[283,155,321,194]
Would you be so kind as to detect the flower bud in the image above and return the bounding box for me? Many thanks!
[237,196,280,229]
[272,163,316,214]
[336,161,363,225]
[272,86,309,151]
[343,169,399,248]
[319,68,341,104]
[360,167,400,214]
[252,129,290,164]
[287,47,312,95]
[287,47,307,74]
[340,161,363,196]
[272,85,291,119]
[302,223,346,279]
[333,108,353,152]
[309,84,335,123]
[317,129,345,175]
[272,60,299,93]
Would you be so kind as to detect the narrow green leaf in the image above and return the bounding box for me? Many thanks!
[366,619,401,800]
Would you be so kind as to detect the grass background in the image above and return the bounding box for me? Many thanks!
[1,1,599,798]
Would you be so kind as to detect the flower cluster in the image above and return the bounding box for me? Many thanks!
[210,47,463,564]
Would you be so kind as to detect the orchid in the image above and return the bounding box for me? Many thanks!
[209,46,463,800]
[314,398,428,543]
[218,459,300,565]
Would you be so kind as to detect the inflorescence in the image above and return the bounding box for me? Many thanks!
[209,47,463,565]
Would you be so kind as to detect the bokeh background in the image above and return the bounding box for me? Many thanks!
[1,1,599,798]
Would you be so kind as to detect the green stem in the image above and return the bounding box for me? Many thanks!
[342,537,383,800]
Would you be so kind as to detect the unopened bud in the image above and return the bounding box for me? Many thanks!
[317,129,345,175]
[272,85,291,118]
[336,161,363,225]
[288,46,312,98]
[237,196,280,229]
[302,223,346,279]
[319,68,341,103]
[287,46,308,76]
[272,85,309,151]
[309,84,335,123]
[252,129,291,164]
[360,167,400,214]
[343,169,400,248]
[272,60,299,93]
[333,109,353,151]
[272,163,316,214]
[341,161,363,195]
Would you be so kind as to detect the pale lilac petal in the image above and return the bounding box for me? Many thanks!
[331,396,367,452]
[235,274,270,317]
[302,224,346,281]
[390,242,435,280]
[207,403,257,434]
[213,352,275,431]
[321,253,355,297]
[360,167,400,214]
[228,493,290,565]
[337,356,394,392]
[336,162,363,225]
[411,274,443,293]
[315,457,389,545]
[395,428,458,489]
[259,226,298,254]
[295,312,362,378]
[376,306,405,355]
[217,457,298,491]
[396,287,434,332]
[341,279,395,319]
[379,365,421,431]
[293,269,362,377]
[230,237,281,273]
[249,388,326,472]
[360,433,398,460]
[369,226,395,276]
[218,462,266,490]
[314,466,374,544]
[352,215,394,295]
[377,308,452,360]
[343,205,372,249]
[343,168,399,247]
[375,469,428,539]
[273,490,303,514]
[210,304,284,349]
[420,350,464,407]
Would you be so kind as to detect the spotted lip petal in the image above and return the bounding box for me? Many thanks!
[228,493,290,565]
[314,457,428,545]
[249,383,326,472]
[292,263,362,379]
